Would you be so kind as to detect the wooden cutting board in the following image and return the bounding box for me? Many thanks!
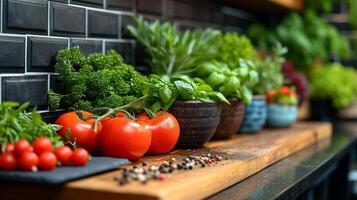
[62,122,332,200]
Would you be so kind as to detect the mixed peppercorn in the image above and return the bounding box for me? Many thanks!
[114,151,229,185]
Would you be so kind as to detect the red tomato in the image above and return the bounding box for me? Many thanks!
[137,112,180,155]
[14,139,32,156]
[71,148,89,166]
[0,153,17,170]
[280,86,291,96]
[18,152,39,171]
[100,118,151,161]
[33,137,53,156]
[0,143,15,154]
[55,111,102,153]
[266,89,277,103]
[38,152,57,170]
[100,116,112,125]
[116,112,127,118]
[55,146,73,166]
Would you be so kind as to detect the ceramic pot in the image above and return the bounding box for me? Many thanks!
[169,101,222,149]
[239,95,267,133]
[212,99,245,140]
[266,104,297,128]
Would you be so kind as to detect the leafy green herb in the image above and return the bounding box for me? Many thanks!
[216,32,255,70]
[309,63,357,108]
[49,46,147,111]
[195,59,258,103]
[253,44,286,95]
[128,16,220,76]
[0,102,62,153]
[247,11,350,70]
[143,75,229,112]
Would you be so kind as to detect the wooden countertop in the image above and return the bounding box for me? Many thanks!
[1,122,332,200]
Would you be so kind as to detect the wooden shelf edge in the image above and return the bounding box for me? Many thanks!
[226,0,303,12]
[271,0,303,11]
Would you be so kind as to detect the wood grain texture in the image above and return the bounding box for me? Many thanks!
[62,122,331,200]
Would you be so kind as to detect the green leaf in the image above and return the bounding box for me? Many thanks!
[220,76,240,97]
[207,72,226,87]
[17,102,30,112]
[159,86,172,103]
[31,107,42,125]
[196,84,213,93]
[65,129,71,142]
[209,92,229,104]
[241,85,253,104]
[174,80,195,100]
[149,101,163,113]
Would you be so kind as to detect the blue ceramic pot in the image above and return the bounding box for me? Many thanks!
[239,96,267,133]
[266,104,297,128]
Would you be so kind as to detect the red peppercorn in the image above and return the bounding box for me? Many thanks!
[159,174,165,180]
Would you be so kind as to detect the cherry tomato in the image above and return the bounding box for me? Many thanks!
[15,139,32,156]
[266,89,277,103]
[100,118,151,161]
[0,153,17,170]
[137,111,180,155]
[55,146,73,166]
[18,152,39,171]
[55,111,102,153]
[71,148,89,166]
[33,137,53,156]
[0,143,15,154]
[100,113,127,126]
[116,112,127,118]
[100,116,112,126]
[280,86,291,96]
[38,152,57,170]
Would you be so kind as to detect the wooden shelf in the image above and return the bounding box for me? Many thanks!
[0,122,332,200]
[63,122,330,200]
[227,0,303,12]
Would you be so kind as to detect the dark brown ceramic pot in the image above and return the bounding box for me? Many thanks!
[212,99,245,140]
[169,101,222,149]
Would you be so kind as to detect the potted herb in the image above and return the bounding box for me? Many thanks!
[195,59,257,139]
[128,16,228,148]
[266,86,298,128]
[309,63,357,120]
[240,44,286,133]
[195,32,258,139]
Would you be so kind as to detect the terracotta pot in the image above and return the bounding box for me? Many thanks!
[212,99,245,140]
[169,101,222,149]
[239,95,267,133]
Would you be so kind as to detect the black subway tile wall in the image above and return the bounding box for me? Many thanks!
[3,0,48,34]
[27,36,68,72]
[106,0,133,11]
[88,10,119,38]
[137,0,162,15]
[0,0,261,120]
[0,36,25,73]
[121,14,135,39]
[1,75,48,110]
[70,39,102,55]
[71,0,103,8]
[50,2,86,37]
[105,41,134,64]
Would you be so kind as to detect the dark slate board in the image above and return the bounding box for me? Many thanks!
[0,156,129,184]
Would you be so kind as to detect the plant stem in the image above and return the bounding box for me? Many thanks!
[91,95,149,131]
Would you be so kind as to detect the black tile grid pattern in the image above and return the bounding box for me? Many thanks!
[0,0,261,117]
